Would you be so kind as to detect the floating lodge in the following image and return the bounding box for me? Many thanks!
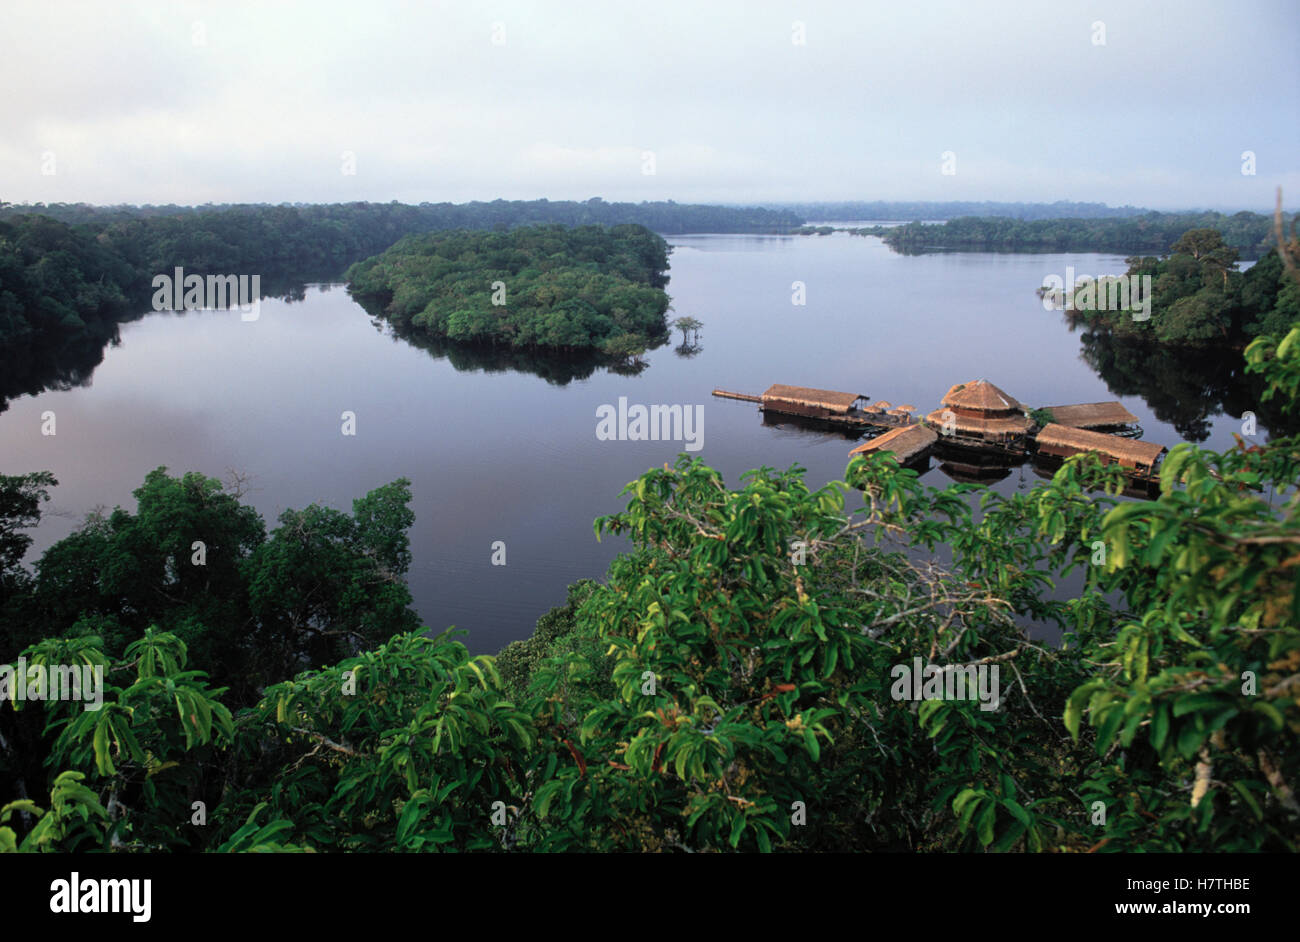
[712,378,1167,486]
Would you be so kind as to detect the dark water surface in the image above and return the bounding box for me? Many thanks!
[0,232,1261,653]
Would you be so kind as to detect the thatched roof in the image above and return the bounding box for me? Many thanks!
[850,424,938,463]
[1035,423,1166,468]
[896,404,917,412]
[762,384,864,412]
[924,408,1033,437]
[871,400,894,411]
[941,380,1024,413]
[1040,401,1139,429]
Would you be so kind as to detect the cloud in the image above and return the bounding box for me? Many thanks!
[1,0,1295,208]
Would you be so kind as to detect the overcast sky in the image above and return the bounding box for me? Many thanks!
[2,0,1296,210]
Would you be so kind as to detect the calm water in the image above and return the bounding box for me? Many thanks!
[0,232,1257,653]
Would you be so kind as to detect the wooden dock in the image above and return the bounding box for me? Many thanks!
[712,388,762,403]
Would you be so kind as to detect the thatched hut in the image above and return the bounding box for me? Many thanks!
[761,384,868,420]
[1037,401,1140,431]
[924,379,1033,444]
[1034,423,1166,476]
[849,424,938,466]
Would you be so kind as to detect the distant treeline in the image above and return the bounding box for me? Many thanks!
[0,197,801,242]
[346,224,671,354]
[765,200,1152,221]
[865,212,1282,257]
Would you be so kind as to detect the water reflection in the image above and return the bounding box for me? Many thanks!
[0,269,343,414]
[1075,328,1297,442]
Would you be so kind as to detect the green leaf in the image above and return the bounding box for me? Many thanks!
[1151,703,1170,752]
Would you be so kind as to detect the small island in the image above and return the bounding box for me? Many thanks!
[345,223,673,358]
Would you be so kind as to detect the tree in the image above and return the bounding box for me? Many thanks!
[0,472,56,580]
[671,315,703,347]
[1170,228,1238,285]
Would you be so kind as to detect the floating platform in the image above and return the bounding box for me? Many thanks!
[712,384,917,430]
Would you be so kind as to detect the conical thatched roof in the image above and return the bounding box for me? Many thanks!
[940,380,1023,413]
[924,409,1033,437]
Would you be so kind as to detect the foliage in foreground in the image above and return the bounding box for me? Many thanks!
[2,439,1295,850]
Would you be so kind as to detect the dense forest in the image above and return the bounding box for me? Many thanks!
[0,197,802,243]
[1061,228,1300,345]
[345,225,672,355]
[2,276,1296,850]
[0,214,138,350]
[866,211,1281,257]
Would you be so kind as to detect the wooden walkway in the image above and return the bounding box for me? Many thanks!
[712,388,762,403]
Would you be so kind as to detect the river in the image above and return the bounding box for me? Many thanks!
[0,231,1268,653]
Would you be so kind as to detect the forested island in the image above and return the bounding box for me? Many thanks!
[862,211,1281,257]
[345,225,672,356]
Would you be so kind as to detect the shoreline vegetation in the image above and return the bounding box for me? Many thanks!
[845,211,1283,258]
[1,197,1285,368]
[1061,228,1298,347]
